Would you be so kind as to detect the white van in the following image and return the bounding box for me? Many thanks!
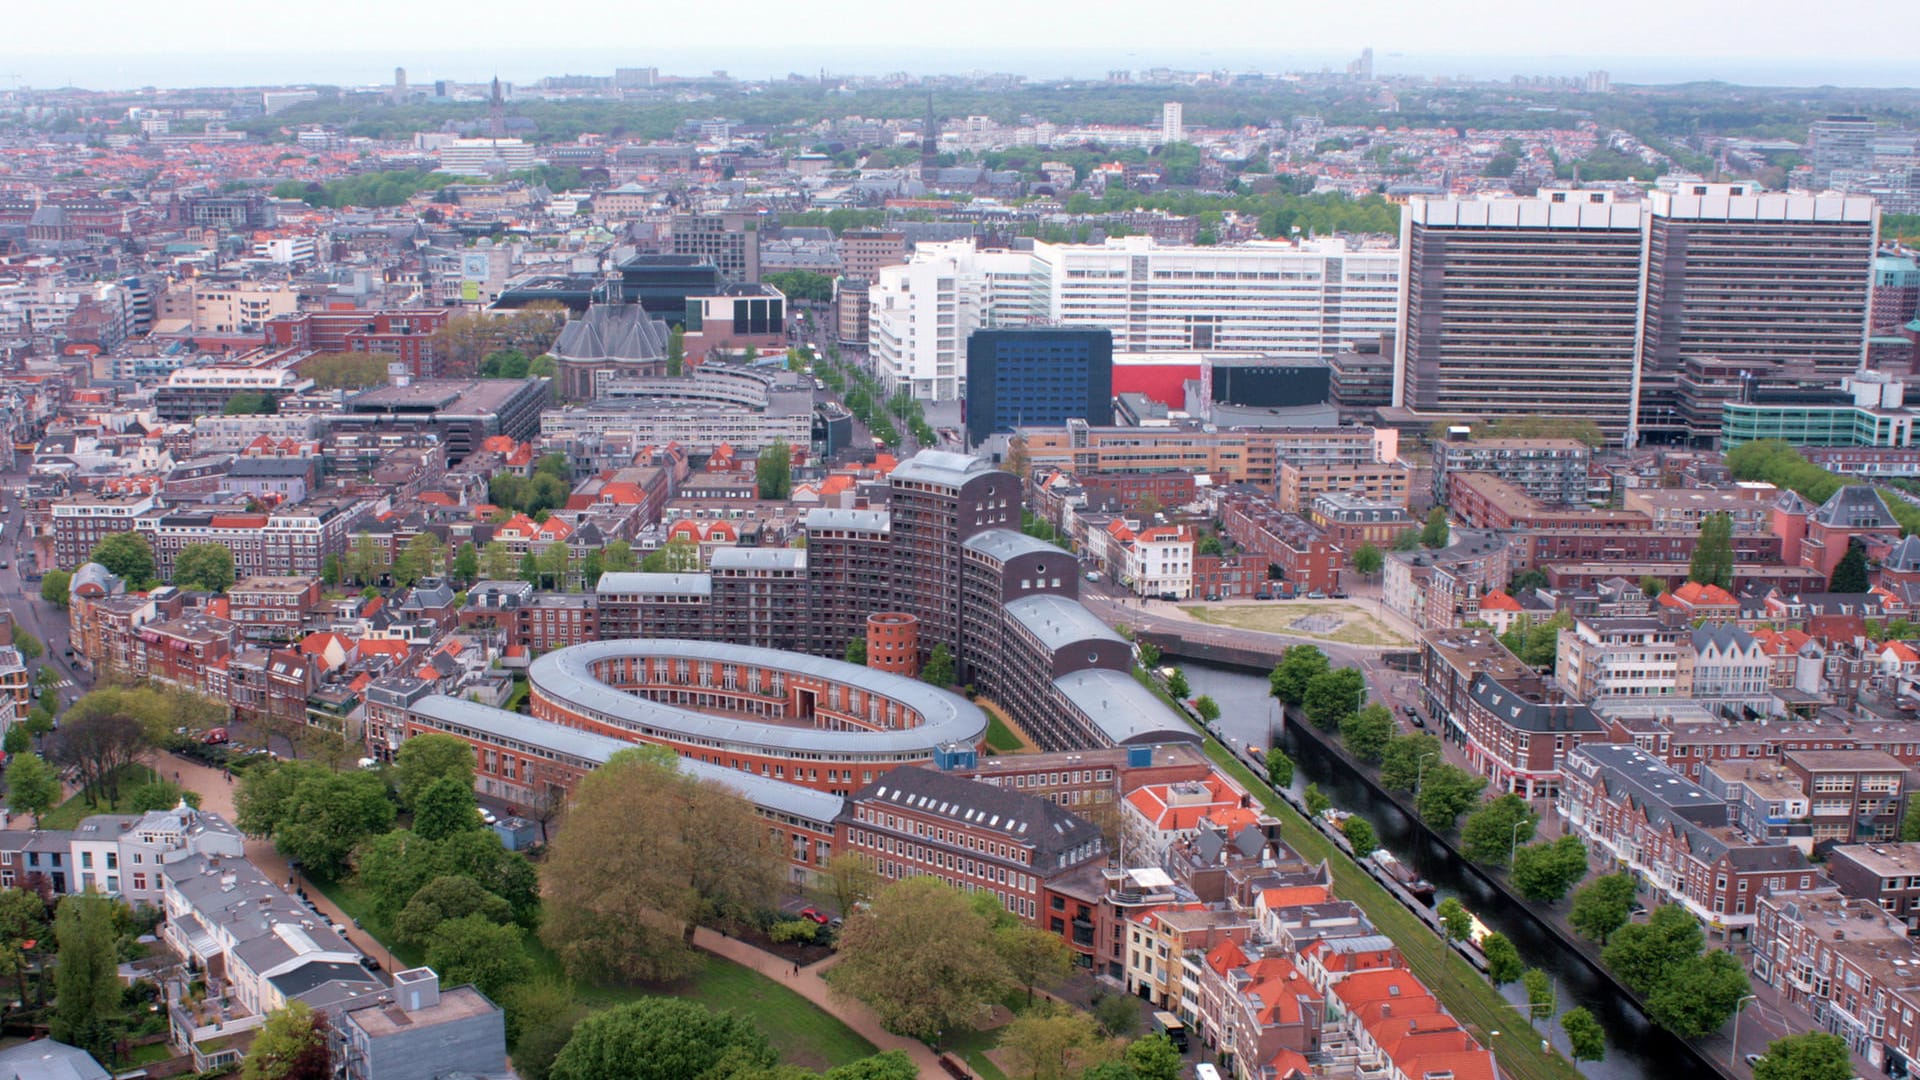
[1196,1066,1222,1080]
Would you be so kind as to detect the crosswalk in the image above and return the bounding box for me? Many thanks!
[47,678,73,690]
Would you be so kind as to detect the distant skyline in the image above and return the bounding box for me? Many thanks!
[5,0,1919,91]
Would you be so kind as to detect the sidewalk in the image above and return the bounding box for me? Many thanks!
[693,928,946,1078]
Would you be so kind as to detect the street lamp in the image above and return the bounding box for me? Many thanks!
[1415,751,1441,792]
[1729,994,1759,1069]
[1510,819,1529,866]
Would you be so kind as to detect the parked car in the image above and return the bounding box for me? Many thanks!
[1306,590,1327,600]
[477,808,498,826]
[798,907,830,925]
[1254,591,1272,600]
[202,727,230,745]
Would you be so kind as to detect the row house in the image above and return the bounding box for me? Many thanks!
[1417,628,1532,749]
[1555,616,1687,701]
[1384,532,1511,630]
[1194,942,1325,1080]
[1276,460,1413,513]
[1446,472,1649,532]
[50,493,156,568]
[1598,705,1920,779]
[1783,750,1907,847]
[1215,485,1342,595]
[133,498,368,580]
[1193,554,1268,601]
[1560,743,1810,938]
[227,576,323,643]
[1508,528,1783,573]
[1459,672,1605,799]
[1753,887,1920,1072]
[1827,843,1920,935]
[1323,967,1497,1080]
[0,803,244,904]
[1681,624,1773,712]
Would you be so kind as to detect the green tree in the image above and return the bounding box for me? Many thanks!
[11,631,38,663]
[1164,668,1189,699]
[550,998,774,1080]
[1458,793,1539,867]
[1522,968,1555,1025]
[1511,835,1589,902]
[0,888,47,1011]
[828,877,1014,1041]
[1301,667,1366,730]
[1420,508,1450,549]
[1193,695,1221,724]
[844,638,868,665]
[345,532,386,586]
[1561,1006,1606,1064]
[1352,543,1384,578]
[1645,949,1750,1038]
[88,532,155,587]
[994,923,1075,1006]
[223,392,277,415]
[236,760,323,838]
[1481,932,1522,985]
[638,537,700,573]
[413,776,483,841]
[1602,904,1703,995]
[921,643,957,687]
[665,325,686,377]
[173,542,237,592]
[1338,703,1396,761]
[395,733,477,810]
[321,554,342,586]
[1268,645,1329,706]
[1340,815,1377,856]
[241,1000,331,1080]
[1436,896,1472,942]
[1498,610,1572,671]
[1508,569,1549,594]
[5,753,58,827]
[274,770,397,878]
[1830,539,1870,594]
[1907,793,1920,842]
[1640,574,1668,598]
[1414,764,1486,830]
[504,980,585,1080]
[1303,783,1331,818]
[425,915,533,1001]
[50,894,122,1057]
[396,876,515,947]
[1391,529,1420,552]
[1091,992,1140,1038]
[1569,873,1638,942]
[756,439,793,500]
[1263,746,1294,789]
[39,569,72,607]
[1379,733,1444,792]
[453,542,479,585]
[602,540,636,573]
[1135,642,1160,670]
[995,1004,1117,1080]
[1753,1032,1851,1080]
[393,532,449,588]
[1120,1035,1181,1080]
[1688,512,1735,589]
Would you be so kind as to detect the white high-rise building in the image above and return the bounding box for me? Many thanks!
[868,241,1033,402]
[1029,236,1399,357]
[1160,102,1184,145]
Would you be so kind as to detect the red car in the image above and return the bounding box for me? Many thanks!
[798,907,829,925]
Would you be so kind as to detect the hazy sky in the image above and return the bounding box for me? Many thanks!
[6,0,1919,86]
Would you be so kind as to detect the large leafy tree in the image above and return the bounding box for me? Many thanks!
[1481,932,1522,985]
[549,998,774,1080]
[1436,897,1472,942]
[425,915,534,1001]
[88,531,155,587]
[1644,949,1750,1038]
[999,1005,1118,1080]
[39,569,71,607]
[1413,764,1485,830]
[50,894,122,1057]
[1379,734,1444,792]
[1338,704,1396,761]
[395,876,514,947]
[1601,904,1703,995]
[173,542,237,592]
[242,1001,332,1080]
[1561,1006,1605,1064]
[756,439,793,500]
[1510,835,1589,902]
[50,710,150,807]
[1688,511,1734,589]
[541,748,781,983]
[1301,667,1366,731]
[830,877,1015,1041]
[394,733,477,810]
[503,980,585,1080]
[6,754,60,826]
[1458,793,1539,867]
[1267,645,1328,706]
[1568,873,1638,942]
[412,776,484,841]
[1753,1033,1852,1080]
[274,770,396,878]
[1420,507,1449,549]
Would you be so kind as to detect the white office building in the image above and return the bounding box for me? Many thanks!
[868,240,1033,402]
[436,138,538,175]
[1161,102,1184,145]
[1029,236,1399,357]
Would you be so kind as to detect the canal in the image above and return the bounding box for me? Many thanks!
[1184,660,1689,1080]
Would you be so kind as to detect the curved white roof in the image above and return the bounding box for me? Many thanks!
[529,639,988,758]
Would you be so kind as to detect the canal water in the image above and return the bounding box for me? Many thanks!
[1184,661,1689,1080]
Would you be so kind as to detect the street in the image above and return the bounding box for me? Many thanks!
[0,469,85,705]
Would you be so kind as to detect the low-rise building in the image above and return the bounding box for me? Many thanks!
[1827,843,1920,935]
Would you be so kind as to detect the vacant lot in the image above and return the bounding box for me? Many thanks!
[1181,601,1412,647]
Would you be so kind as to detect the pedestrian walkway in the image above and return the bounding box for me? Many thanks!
[692,927,946,1079]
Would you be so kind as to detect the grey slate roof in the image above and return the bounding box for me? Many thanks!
[1809,486,1897,530]
[889,449,994,488]
[594,572,711,596]
[552,303,671,362]
[710,547,807,572]
[527,640,987,756]
[848,765,1103,868]
[1005,594,1124,653]
[962,528,1064,563]
[1466,674,1602,734]
[805,508,890,534]
[1885,535,1920,573]
[1049,668,1198,746]
[0,1041,109,1080]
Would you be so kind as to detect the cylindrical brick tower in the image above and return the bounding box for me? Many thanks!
[865,612,920,677]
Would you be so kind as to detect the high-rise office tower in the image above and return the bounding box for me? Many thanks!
[393,67,407,105]
[1636,184,1877,445]
[670,213,759,284]
[1161,102,1184,145]
[1808,116,1878,188]
[964,328,1114,446]
[1393,191,1646,442]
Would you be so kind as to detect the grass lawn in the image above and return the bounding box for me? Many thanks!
[941,1025,1009,1080]
[1180,601,1411,647]
[121,1042,179,1068]
[310,877,874,1071]
[40,764,161,830]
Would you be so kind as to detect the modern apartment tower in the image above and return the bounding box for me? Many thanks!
[964,328,1114,445]
[1636,185,1878,445]
[1394,191,1647,442]
[869,241,1032,402]
[1160,102,1184,145]
[1808,116,1878,188]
